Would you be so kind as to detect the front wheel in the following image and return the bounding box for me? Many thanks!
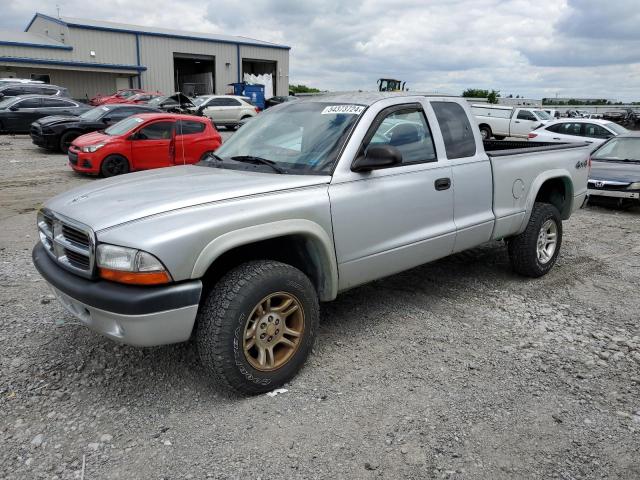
[196,260,319,395]
[59,131,79,153]
[508,202,562,277]
[100,155,130,177]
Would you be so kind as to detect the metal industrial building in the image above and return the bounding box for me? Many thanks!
[0,13,290,100]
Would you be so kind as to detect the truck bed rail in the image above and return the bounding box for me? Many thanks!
[484,140,590,157]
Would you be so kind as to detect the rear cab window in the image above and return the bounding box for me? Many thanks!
[431,101,476,159]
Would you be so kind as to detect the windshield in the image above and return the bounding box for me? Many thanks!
[534,110,551,120]
[104,116,144,136]
[606,123,629,135]
[80,106,109,121]
[207,102,365,174]
[116,90,135,98]
[592,137,640,162]
[193,96,212,106]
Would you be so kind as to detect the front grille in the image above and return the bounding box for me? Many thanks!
[68,150,78,166]
[38,209,95,278]
[588,180,631,191]
[62,224,90,248]
[64,248,91,269]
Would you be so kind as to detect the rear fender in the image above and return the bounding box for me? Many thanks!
[518,169,574,233]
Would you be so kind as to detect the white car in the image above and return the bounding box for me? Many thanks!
[0,78,45,85]
[528,119,628,147]
[195,95,258,129]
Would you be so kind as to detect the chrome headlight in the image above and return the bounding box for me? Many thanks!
[629,182,640,190]
[96,244,171,285]
[81,143,105,153]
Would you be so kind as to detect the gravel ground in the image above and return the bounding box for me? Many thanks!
[1,134,639,480]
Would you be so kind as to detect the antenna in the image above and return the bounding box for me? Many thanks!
[56,4,61,18]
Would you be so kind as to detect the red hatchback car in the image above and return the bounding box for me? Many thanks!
[68,114,222,177]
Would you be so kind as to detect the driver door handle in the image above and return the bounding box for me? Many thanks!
[435,178,451,191]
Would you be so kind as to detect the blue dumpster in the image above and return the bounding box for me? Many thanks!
[229,82,244,96]
[243,84,265,110]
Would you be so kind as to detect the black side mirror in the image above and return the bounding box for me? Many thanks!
[9,106,19,111]
[352,144,402,172]
[102,116,112,123]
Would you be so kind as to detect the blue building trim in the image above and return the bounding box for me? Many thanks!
[0,56,147,72]
[135,33,142,88]
[0,40,72,51]
[27,12,291,50]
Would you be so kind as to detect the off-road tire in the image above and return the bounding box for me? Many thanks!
[508,202,562,277]
[196,260,319,395]
[100,155,130,177]
[59,131,79,153]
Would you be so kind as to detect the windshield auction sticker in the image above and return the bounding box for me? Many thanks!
[321,105,365,115]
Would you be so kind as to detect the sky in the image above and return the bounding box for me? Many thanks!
[2,0,640,101]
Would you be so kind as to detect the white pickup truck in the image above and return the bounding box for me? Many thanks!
[33,93,590,394]
[472,104,552,140]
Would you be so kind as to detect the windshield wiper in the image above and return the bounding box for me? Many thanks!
[230,155,285,174]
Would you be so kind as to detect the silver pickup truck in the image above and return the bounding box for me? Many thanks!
[33,93,590,394]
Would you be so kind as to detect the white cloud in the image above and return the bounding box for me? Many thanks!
[1,0,639,100]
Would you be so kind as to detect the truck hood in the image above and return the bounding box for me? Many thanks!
[45,165,331,231]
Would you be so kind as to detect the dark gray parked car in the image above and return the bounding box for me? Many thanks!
[0,83,69,100]
[0,95,90,133]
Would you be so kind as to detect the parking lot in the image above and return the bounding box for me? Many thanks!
[1,134,639,479]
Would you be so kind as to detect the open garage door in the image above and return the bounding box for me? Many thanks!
[242,59,276,96]
[173,53,215,96]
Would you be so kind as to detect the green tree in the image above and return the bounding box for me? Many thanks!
[487,90,501,104]
[289,84,321,94]
[462,88,490,98]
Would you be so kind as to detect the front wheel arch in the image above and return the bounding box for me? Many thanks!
[192,221,339,302]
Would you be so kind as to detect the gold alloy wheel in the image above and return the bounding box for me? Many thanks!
[243,292,305,371]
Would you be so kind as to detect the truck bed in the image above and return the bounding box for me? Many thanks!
[486,140,591,240]
[483,140,589,156]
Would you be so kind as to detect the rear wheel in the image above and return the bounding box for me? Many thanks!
[196,260,319,395]
[59,131,79,153]
[100,155,130,177]
[508,202,562,277]
[479,125,492,140]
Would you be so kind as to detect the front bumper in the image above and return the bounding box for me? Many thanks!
[68,147,100,174]
[30,129,58,149]
[33,243,202,346]
[587,189,640,199]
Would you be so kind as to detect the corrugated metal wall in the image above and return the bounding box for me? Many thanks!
[240,45,289,96]
[25,16,137,65]
[138,35,237,94]
[0,65,122,100]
